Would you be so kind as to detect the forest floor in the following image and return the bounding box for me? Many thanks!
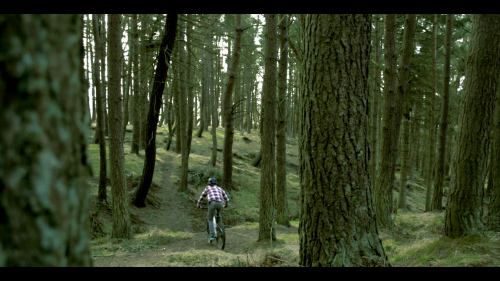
[87,124,500,267]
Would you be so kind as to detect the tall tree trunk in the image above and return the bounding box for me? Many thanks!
[132,14,178,207]
[139,14,149,150]
[122,15,133,139]
[222,14,244,193]
[0,14,93,267]
[299,14,389,267]
[211,30,218,167]
[197,48,206,138]
[93,14,108,204]
[179,16,190,192]
[108,14,133,239]
[131,14,141,155]
[432,14,453,211]
[276,14,290,228]
[444,14,500,238]
[374,14,401,229]
[173,42,182,154]
[186,14,194,156]
[425,14,438,212]
[258,14,278,242]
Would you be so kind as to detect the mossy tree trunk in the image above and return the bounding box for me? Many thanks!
[444,14,500,238]
[108,14,133,239]
[299,14,389,267]
[132,14,178,207]
[0,14,93,266]
[276,14,291,228]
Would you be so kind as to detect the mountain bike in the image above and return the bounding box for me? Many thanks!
[200,205,225,250]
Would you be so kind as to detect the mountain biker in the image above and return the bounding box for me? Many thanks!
[197,178,229,241]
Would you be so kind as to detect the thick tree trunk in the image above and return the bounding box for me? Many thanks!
[93,14,108,204]
[372,14,381,188]
[222,14,244,193]
[258,14,278,242]
[131,14,141,155]
[108,14,133,239]
[0,14,93,266]
[444,14,500,238]
[132,14,178,207]
[432,14,453,211]
[276,14,291,228]
[299,14,389,267]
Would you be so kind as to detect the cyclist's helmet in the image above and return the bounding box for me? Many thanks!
[208,178,217,185]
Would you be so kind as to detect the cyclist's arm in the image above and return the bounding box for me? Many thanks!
[197,188,208,207]
[222,189,229,207]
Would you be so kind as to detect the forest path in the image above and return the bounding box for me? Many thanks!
[92,146,299,267]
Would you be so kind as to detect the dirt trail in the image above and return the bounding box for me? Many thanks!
[92,148,298,267]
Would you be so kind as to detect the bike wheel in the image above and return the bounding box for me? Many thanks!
[217,223,225,250]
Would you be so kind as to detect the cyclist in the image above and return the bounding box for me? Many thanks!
[197,178,229,241]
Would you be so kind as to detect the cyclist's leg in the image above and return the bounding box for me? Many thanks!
[208,201,223,236]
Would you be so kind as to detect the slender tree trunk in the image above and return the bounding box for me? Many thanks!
[222,14,244,193]
[186,14,194,156]
[0,14,93,266]
[211,32,218,167]
[131,14,141,155]
[139,14,149,150]
[122,15,133,139]
[93,14,108,204]
[425,14,438,212]
[299,14,389,267]
[276,14,291,227]
[108,14,133,239]
[179,16,190,192]
[173,42,182,154]
[432,14,453,211]
[132,14,178,207]
[372,14,381,188]
[197,48,206,138]
[374,14,401,229]
[444,14,500,238]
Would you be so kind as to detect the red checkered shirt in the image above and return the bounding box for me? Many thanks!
[197,185,229,206]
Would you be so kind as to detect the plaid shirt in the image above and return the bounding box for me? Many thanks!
[197,185,229,206]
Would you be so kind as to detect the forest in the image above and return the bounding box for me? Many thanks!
[0,14,499,267]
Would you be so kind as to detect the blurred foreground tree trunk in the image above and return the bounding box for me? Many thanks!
[0,14,93,266]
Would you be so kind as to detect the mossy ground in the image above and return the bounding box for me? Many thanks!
[88,124,500,267]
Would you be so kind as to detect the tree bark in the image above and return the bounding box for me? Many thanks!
[0,14,93,266]
[186,14,194,156]
[299,14,389,267]
[487,86,500,230]
[444,14,500,238]
[93,14,108,204]
[222,14,244,193]
[372,14,381,188]
[276,14,291,228]
[108,14,133,238]
[132,14,178,207]
[432,14,453,211]
[122,15,133,139]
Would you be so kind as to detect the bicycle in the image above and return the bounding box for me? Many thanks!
[200,205,225,250]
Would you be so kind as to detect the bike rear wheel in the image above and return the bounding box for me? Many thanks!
[216,223,225,250]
